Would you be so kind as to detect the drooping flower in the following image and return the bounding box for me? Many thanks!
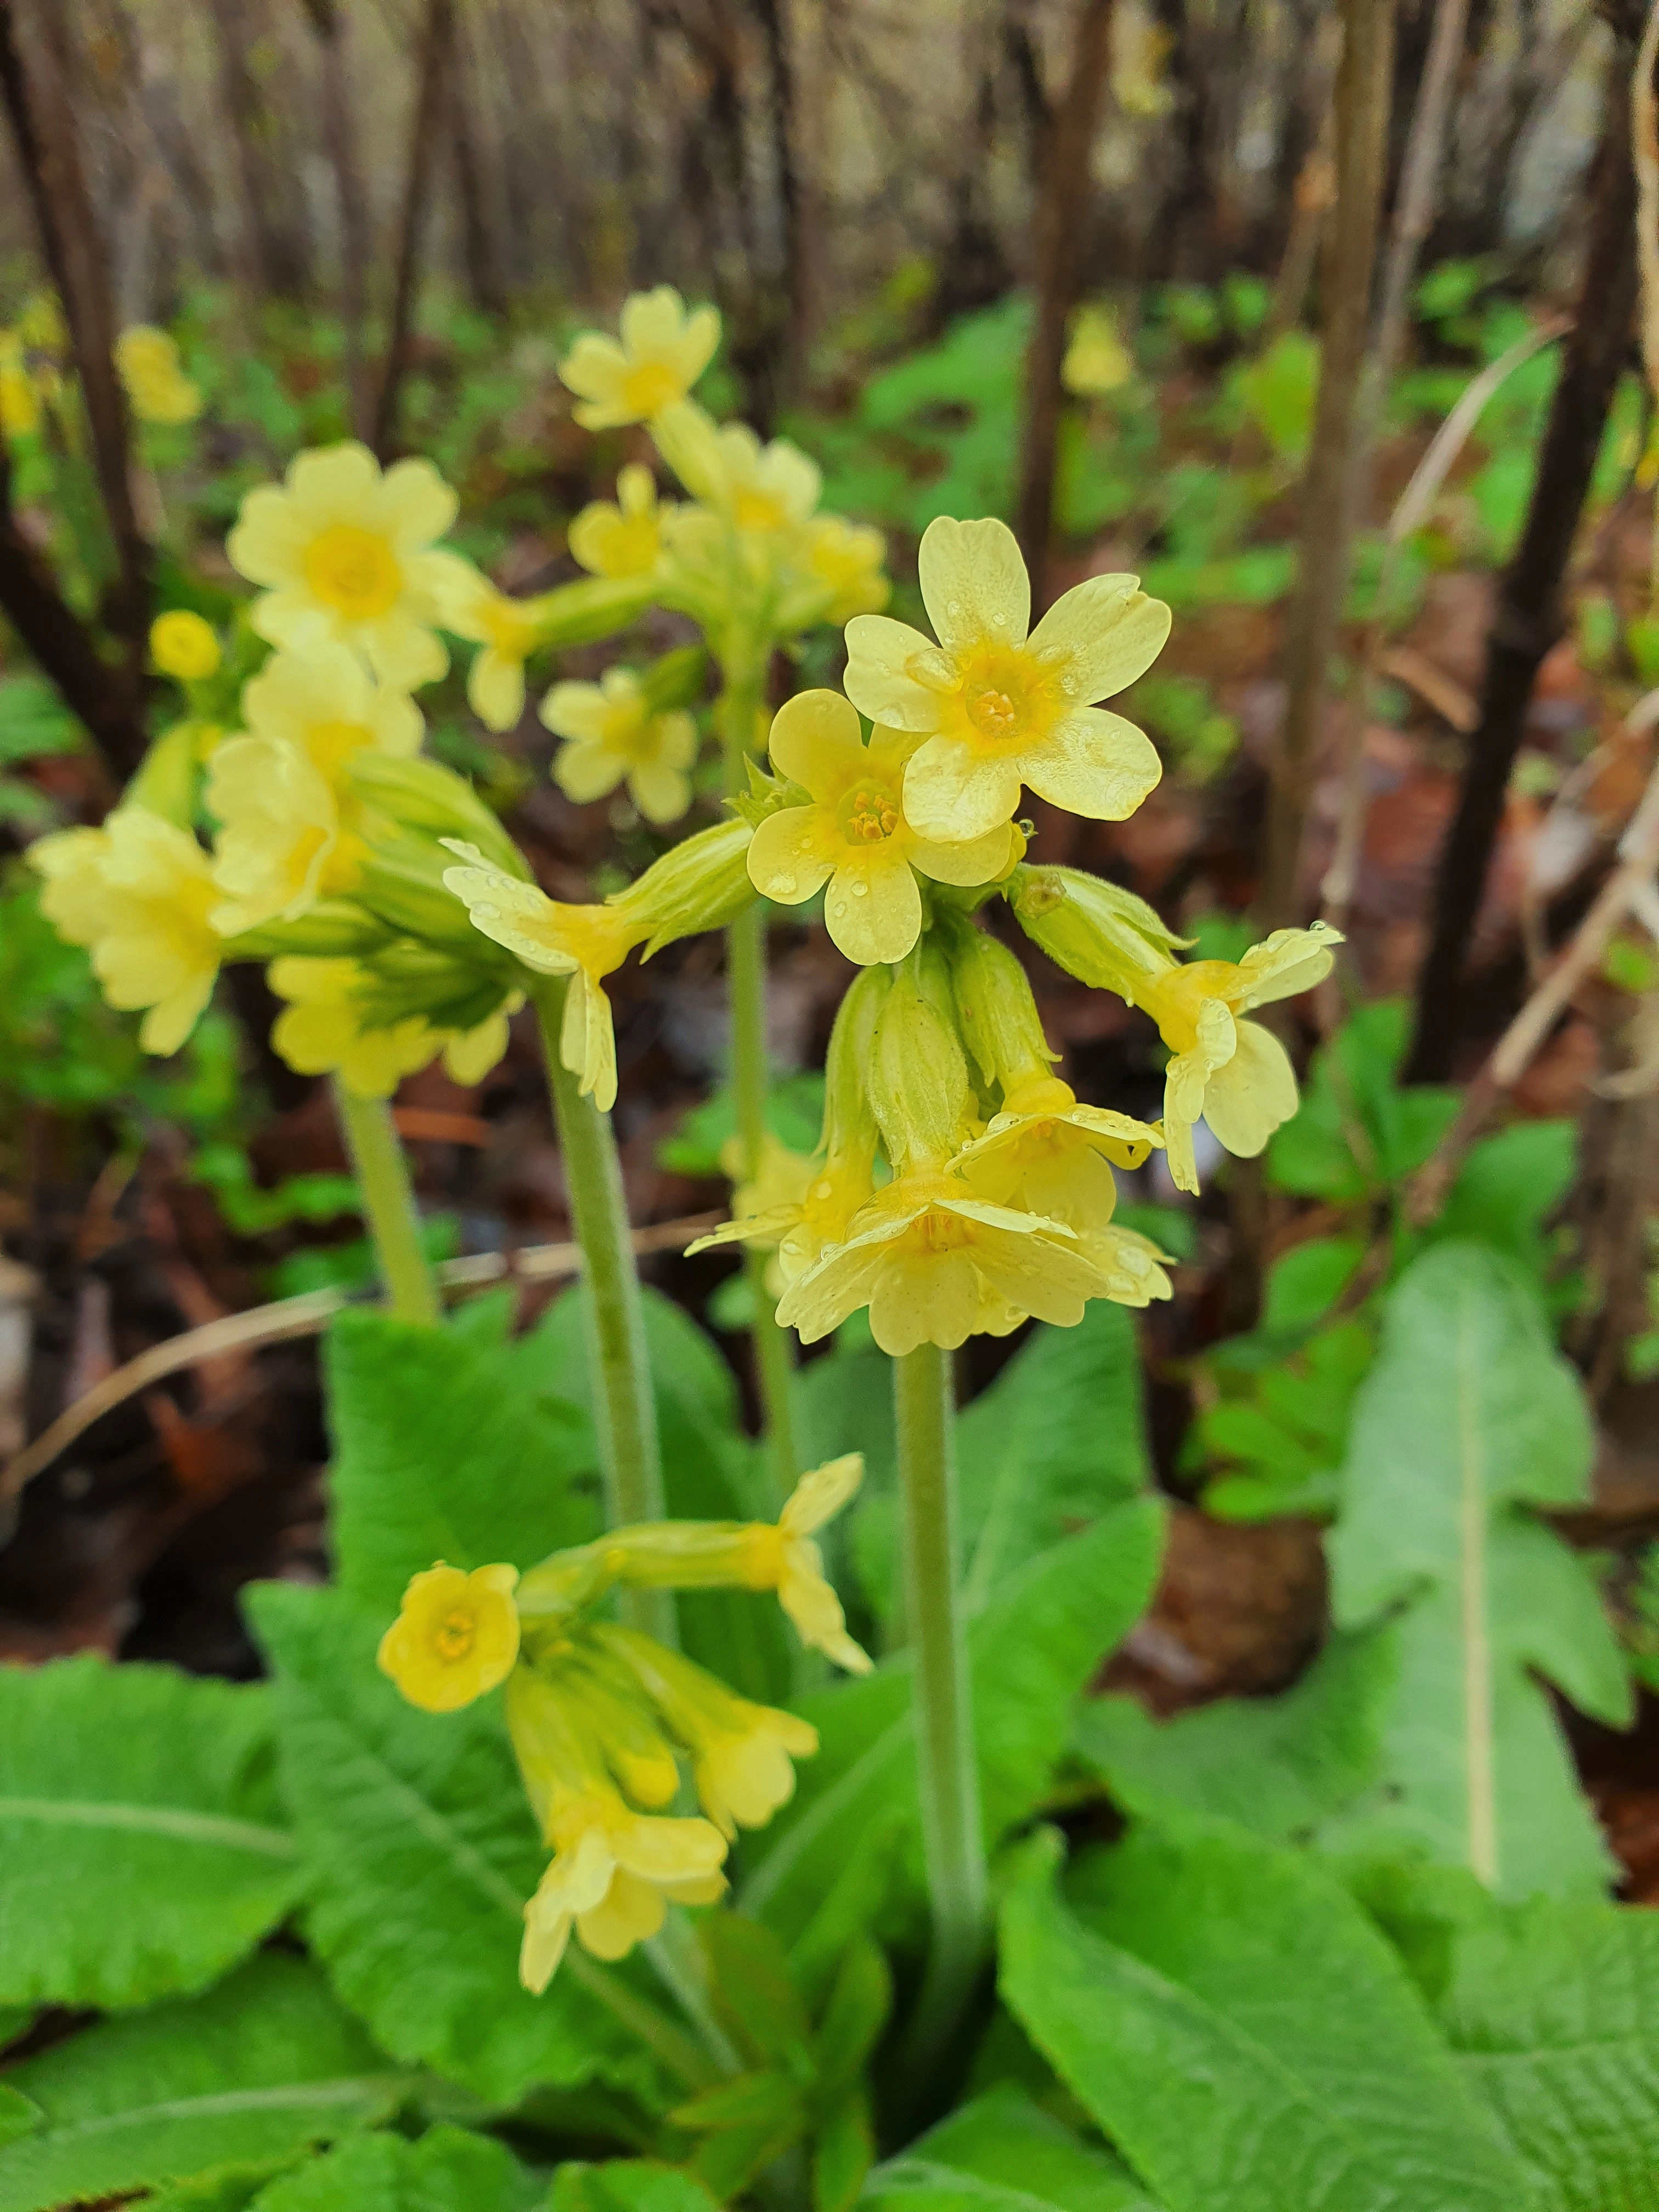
[206,644,421,934]
[730,1455,872,1674]
[227,442,463,689]
[440,844,646,1111]
[30,808,219,1054]
[434,565,557,732]
[543,667,697,826]
[378,1561,520,1713]
[776,1172,1110,1358]
[560,286,720,431]
[746,689,1017,966]
[569,463,672,579]
[115,325,201,425]
[149,609,221,682]
[1133,923,1342,1193]
[843,516,1169,843]
[267,956,511,1097]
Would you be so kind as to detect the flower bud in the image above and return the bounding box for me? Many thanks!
[650,397,726,504]
[347,753,527,881]
[822,963,889,1159]
[941,921,1057,1093]
[149,610,221,682]
[531,573,659,650]
[617,816,755,957]
[123,720,202,828]
[867,961,972,1173]
[637,643,708,715]
[1007,863,1186,1001]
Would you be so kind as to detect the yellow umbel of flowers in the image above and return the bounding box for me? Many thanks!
[569,463,672,579]
[377,1561,520,1712]
[843,515,1170,843]
[150,610,221,682]
[543,667,697,826]
[267,957,512,1098]
[30,808,219,1054]
[1133,922,1341,1193]
[560,285,720,430]
[596,1625,820,1839]
[440,844,646,1112]
[207,644,422,934]
[115,326,201,425]
[227,442,464,690]
[746,690,1017,966]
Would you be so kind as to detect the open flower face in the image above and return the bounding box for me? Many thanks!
[378,1561,520,1713]
[777,1172,1109,1358]
[227,442,462,690]
[711,425,822,540]
[543,668,697,826]
[30,809,219,1055]
[560,286,720,430]
[747,690,1018,965]
[843,516,1170,844]
[569,464,670,579]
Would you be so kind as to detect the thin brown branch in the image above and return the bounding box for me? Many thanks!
[1255,0,1397,934]
[373,0,455,461]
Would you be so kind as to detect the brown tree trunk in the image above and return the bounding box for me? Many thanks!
[449,13,507,319]
[300,0,372,441]
[1254,0,1396,934]
[1407,24,1641,1082]
[373,0,455,461]
[210,0,307,300]
[1014,0,1115,602]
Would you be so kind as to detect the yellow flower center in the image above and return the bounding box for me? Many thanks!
[621,360,682,417]
[735,489,789,534]
[946,644,1059,756]
[303,718,377,784]
[838,782,901,846]
[303,524,403,620]
[433,1607,477,1661]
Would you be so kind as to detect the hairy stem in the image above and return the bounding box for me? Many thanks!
[532,979,673,1643]
[720,654,799,1500]
[895,1341,987,2065]
[332,1081,441,1328]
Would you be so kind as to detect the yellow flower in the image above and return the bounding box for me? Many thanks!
[377,1561,520,1713]
[596,1626,819,1839]
[1134,924,1342,1193]
[712,424,821,539]
[569,464,671,579]
[560,286,720,430]
[115,326,201,425]
[507,1669,726,1991]
[1114,9,1176,117]
[776,1171,1109,1358]
[0,331,41,437]
[206,644,421,934]
[441,845,645,1111]
[543,668,697,826]
[227,442,463,690]
[747,690,1017,966]
[805,516,890,622]
[30,808,218,1054]
[150,610,221,682]
[952,1074,1160,1220]
[731,1455,872,1675]
[709,1130,816,1298]
[267,956,511,1098]
[1063,305,1133,397]
[430,564,555,732]
[843,516,1169,843]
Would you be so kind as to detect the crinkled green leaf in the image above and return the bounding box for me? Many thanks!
[1000,1825,1530,2212]
[550,2163,720,2212]
[324,1308,600,1616]
[1267,1000,1459,1201]
[246,1580,681,2109]
[864,2084,1159,2209]
[247,2124,538,2212]
[1427,1120,1578,1288]
[0,1656,301,2010]
[0,1955,403,2212]
[741,1500,1164,1944]
[1073,1628,1395,1844]
[1330,1243,1630,1899]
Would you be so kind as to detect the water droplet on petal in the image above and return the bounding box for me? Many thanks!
[850,878,870,898]
[990,610,1007,628]
[1060,674,1079,697]
[775,872,797,896]
[946,598,963,619]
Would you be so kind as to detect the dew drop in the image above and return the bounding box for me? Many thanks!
[990,610,1008,628]
[850,879,870,898]
[775,872,798,896]
[946,598,963,619]
[1059,674,1079,697]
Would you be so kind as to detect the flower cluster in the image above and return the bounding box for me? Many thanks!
[376,1457,867,1990]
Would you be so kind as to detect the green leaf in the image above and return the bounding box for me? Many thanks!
[0,1955,403,2212]
[999,1826,1530,2212]
[1197,1321,1373,1522]
[538,1287,789,1703]
[247,2125,539,2212]
[246,1581,678,2108]
[1267,1001,1459,1202]
[324,1309,600,1616]
[811,2091,872,2212]
[864,2084,1159,2209]
[1073,1628,1395,1843]
[700,1916,810,2073]
[550,2163,719,2212]
[0,2012,33,2053]
[1234,331,1320,464]
[0,1656,301,2010]
[1429,1121,1577,1284]
[1330,1243,1632,1899]
[740,1499,1164,1944]
[0,2092,37,2153]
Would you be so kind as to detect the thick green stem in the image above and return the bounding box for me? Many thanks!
[333,1080,441,1327]
[720,654,798,1500]
[895,1341,988,2061]
[533,979,673,1644]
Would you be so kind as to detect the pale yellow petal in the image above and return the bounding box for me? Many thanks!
[1201,1018,1298,1157]
[917,515,1029,652]
[868,1247,981,1354]
[375,455,458,553]
[747,804,836,905]
[470,647,526,732]
[554,738,628,805]
[842,614,949,733]
[902,737,1023,843]
[909,819,1015,888]
[767,687,864,794]
[1020,709,1161,822]
[824,852,921,966]
[1232,923,1343,1012]
[1026,574,1171,704]
[628,759,690,824]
